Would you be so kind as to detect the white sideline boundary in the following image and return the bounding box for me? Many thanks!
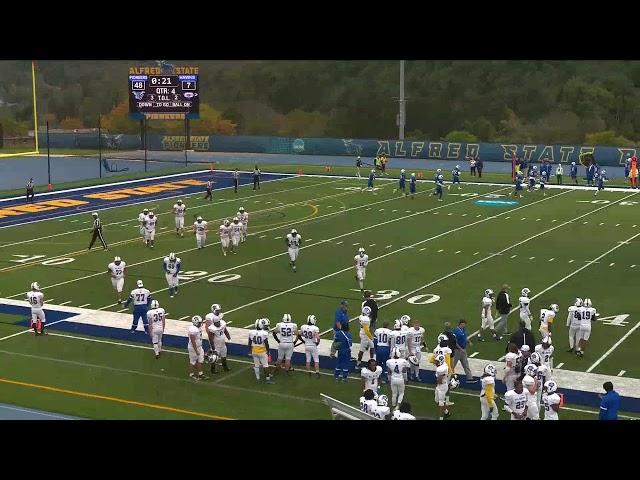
[0,299,639,409]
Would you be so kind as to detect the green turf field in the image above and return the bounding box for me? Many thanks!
[0,172,639,419]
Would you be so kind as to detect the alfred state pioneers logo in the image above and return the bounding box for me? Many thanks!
[292,138,305,153]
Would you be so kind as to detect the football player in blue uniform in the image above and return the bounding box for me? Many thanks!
[450,165,462,190]
[595,169,607,196]
[409,173,417,199]
[432,172,444,201]
[394,169,406,195]
[539,174,546,196]
[511,172,524,198]
[367,169,375,190]
[528,166,537,192]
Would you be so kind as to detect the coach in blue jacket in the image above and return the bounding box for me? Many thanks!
[599,382,620,420]
[333,323,353,382]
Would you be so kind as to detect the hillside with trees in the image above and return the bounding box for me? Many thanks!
[1,60,640,145]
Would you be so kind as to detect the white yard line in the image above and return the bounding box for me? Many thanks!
[0,319,68,342]
[78,303,91,308]
[556,363,564,369]
[587,320,640,373]
[58,301,72,306]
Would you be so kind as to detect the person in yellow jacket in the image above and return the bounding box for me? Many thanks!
[356,306,375,367]
[480,364,499,420]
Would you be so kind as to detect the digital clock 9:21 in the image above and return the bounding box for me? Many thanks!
[150,76,178,86]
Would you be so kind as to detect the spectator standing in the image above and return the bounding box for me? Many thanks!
[556,163,563,184]
[253,165,261,191]
[476,157,484,178]
[469,156,477,176]
[451,319,476,382]
[599,381,620,420]
[496,284,512,335]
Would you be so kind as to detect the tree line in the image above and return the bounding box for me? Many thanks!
[1,60,639,145]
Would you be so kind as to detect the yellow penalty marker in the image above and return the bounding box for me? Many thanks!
[0,377,233,420]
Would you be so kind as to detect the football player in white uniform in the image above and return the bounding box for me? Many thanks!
[374,395,391,420]
[519,287,533,330]
[503,342,520,392]
[187,316,207,381]
[356,306,375,368]
[480,364,499,420]
[529,352,550,410]
[230,217,243,253]
[392,402,416,420]
[434,353,451,420]
[407,319,425,381]
[577,298,597,357]
[162,252,181,298]
[144,211,157,248]
[535,337,555,371]
[504,380,528,420]
[285,229,302,272]
[146,300,165,359]
[107,256,127,304]
[26,282,46,335]
[539,303,559,338]
[478,289,501,341]
[193,216,208,249]
[297,314,320,376]
[522,364,540,420]
[237,207,249,242]
[173,200,186,237]
[359,388,378,416]
[273,313,297,373]
[432,334,453,376]
[248,318,274,384]
[219,219,231,256]
[542,380,561,420]
[354,247,369,296]
[206,305,231,374]
[567,297,583,353]
[138,208,149,242]
[386,347,410,409]
[361,358,382,395]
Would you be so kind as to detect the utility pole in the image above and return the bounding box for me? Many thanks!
[398,60,406,140]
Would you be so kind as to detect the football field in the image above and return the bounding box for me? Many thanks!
[0,169,639,419]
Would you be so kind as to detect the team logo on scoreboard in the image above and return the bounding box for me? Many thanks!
[133,91,145,100]
[183,92,194,98]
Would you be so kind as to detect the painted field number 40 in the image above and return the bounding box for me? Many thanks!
[11,254,75,266]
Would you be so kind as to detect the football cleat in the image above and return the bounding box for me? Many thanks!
[150,300,160,309]
[306,314,317,325]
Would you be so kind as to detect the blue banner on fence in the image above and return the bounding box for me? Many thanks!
[39,132,639,167]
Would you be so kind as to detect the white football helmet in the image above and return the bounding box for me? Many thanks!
[520,344,530,353]
[136,280,144,288]
[401,169,405,174]
[291,229,298,235]
[224,219,230,227]
[148,211,154,217]
[30,282,40,291]
[150,300,160,309]
[485,288,494,297]
[411,172,416,177]
[211,304,221,314]
[393,319,402,330]
[169,252,176,261]
[601,169,606,176]
[437,168,442,173]
[114,256,121,263]
[358,247,366,255]
[196,216,203,222]
[254,319,262,329]
[437,333,447,344]
[530,352,541,365]
[434,354,445,366]
[307,314,317,325]
[206,351,219,365]
[233,217,239,223]
[377,395,389,407]
[362,306,372,316]
[392,347,401,358]
[574,297,583,307]
[371,169,375,174]
[521,287,530,297]
[400,315,410,326]
[407,355,419,366]
[143,208,149,213]
[177,200,183,205]
[484,364,497,377]
[542,336,553,346]
[282,313,292,322]
[260,318,271,330]
[584,298,592,308]
[524,364,538,377]
[549,304,559,313]
[544,380,558,393]
[239,207,245,213]
[191,315,203,327]
[449,375,460,390]
[455,165,460,169]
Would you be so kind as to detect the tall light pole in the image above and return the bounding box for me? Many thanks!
[398,60,406,140]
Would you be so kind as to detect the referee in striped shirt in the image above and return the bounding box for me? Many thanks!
[233,168,240,193]
[88,212,108,250]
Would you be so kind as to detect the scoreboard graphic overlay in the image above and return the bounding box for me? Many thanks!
[129,68,199,116]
